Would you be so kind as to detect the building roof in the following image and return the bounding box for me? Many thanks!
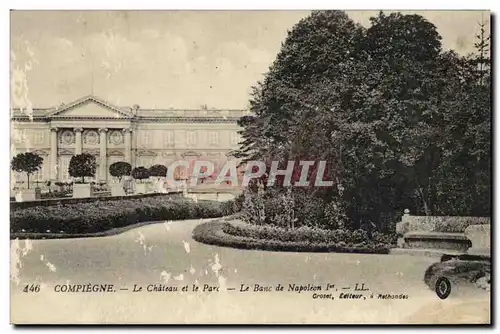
[11,95,250,120]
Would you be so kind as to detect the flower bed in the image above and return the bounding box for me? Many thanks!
[11,197,238,237]
[192,219,395,254]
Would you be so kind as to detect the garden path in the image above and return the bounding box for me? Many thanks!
[11,218,490,324]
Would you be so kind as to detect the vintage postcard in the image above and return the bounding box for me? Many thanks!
[10,10,491,324]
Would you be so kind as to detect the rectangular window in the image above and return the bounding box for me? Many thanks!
[142,132,150,146]
[35,163,45,182]
[60,157,70,182]
[138,157,154,168]
[34,130,44,145]
[231,131,240,146]
[208,131,219,146]
[186,131,197,147]
[163,131,175,148]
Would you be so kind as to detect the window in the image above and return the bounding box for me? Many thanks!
[208,131,219,146]
[163,131,175,148]
[60,156,70,182]
[186,131,197,147]
[142,132,151,146]
[231,131,240,146]
[34,131,44,145]
[13,130,25,144]
[138,157,154,168]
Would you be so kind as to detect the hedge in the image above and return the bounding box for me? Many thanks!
[11,197,237,236]
[432,217,490,233]
[192,220,393,254]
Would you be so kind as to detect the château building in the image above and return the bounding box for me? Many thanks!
[10,95,248,186]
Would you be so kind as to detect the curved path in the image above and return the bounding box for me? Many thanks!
[10,219,490,324]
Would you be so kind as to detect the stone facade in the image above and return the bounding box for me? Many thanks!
[10,95,248,187]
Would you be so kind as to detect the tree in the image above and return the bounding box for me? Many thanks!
[68,153,96,183]
[131,167,150,183]
[234,10,491,229]
[109,161,132,182]
[11,152,43,189]
[148,164,168,178]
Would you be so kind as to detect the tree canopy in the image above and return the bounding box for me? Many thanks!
[149,164,168,178]
[69,153,97,183]
[131,167,150,181]
[109,161,132,181]
[11,152,44,189]
[233,10,491,229]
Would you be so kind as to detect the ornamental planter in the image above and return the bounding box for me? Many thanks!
[154,179,167,193]
[135,183,148,194]
[111,183,126,197]
[15,189,36,202]
[73,183,93,198]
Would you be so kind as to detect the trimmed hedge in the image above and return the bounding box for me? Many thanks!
[433,217,490,233]
[192,220,393,254]
[11,197,237,235]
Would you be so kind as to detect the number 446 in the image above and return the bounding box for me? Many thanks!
[22,284,40,293]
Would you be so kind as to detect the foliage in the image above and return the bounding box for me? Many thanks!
[10,152,43,189]
[40,190,72,199]
[131,166,150,181]
[109,161,132,181]
[192,220,393,254]
[242,187,266,225]
[68,153,96,183]
[149,164,168,178]
[433,218,490,233]
[11,197,230,235]
[233,10,491,228]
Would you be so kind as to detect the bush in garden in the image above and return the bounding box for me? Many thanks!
[149,164,168,178]
[10,196,229,235]
[69,153,96,184]
[192,221,391,254]
[131,166,150,183]
[10,152,43,189]
[324,201,350,229]
[109,161,132,182]
[242,187,266,225]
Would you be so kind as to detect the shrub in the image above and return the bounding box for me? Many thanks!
[131,167,150,182]
[433,217,490,233]
[192,220,391,254]
[11,196,229,235]
[149,164,168,178]
[109,161,132,182]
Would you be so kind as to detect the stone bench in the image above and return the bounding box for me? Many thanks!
[465,224,490,257]
[403,231,471,253]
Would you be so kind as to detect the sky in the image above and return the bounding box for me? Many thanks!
[10,10,490,110]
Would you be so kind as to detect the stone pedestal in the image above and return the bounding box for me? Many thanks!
[15,189,36,202]
[135,183,147,194]
[111,184,126,197]
[155,179,167,193]
[465,224,490,256]
[73,183,93,198]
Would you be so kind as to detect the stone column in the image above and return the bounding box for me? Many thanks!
[50,127,58,181]
[74,127,83,155]
[123,128,132,164]
[99,128,108,183]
